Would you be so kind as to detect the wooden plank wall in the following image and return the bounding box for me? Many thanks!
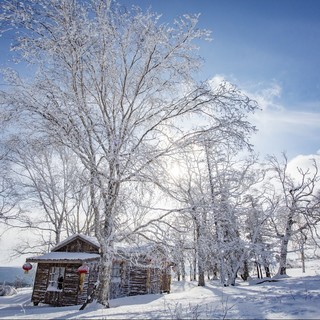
[78,262,99,304]
[149,267,161,294]
[54,239,99,253]
[31,263,49,305]
[63,264,81,306]
[108,260,167,299]
[31,257,169,306]
[31,261,100,307]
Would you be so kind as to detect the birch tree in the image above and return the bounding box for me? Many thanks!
[243,194,274,279]
[0,162,18,224]
[0,122,18,224]
[161,140,262,286]
[5,138,93,250]
[204,143,261,285]
[268,154,320,275]
[0,0,257,306]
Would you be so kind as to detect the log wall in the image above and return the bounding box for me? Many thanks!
[54,239,99,253]
[31,263,49,305]
[30,236,171,306]
[31,261,100,307]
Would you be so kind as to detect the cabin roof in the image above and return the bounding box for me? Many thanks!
[51,233,161,256]
[27,233,169,266]
[26,252,100,264]
[51,233,100,252]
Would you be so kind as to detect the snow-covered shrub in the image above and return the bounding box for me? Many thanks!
[286,258,301,269]
[0,285,17,296]
[163,300,234,320]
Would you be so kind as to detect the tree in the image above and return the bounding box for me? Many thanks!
[243,194,274,279]
[268,153,320,275]
[0,121,18,226]
[204,142,266,286]
[160,137,263,286]
[0,0,257,306]
[5,138,94,252]
[0,162,18,223]
[164,147,211,286]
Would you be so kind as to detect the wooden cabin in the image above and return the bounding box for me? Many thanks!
[26,234,171,306]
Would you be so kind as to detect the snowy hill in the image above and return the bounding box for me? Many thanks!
[0,261,319,319]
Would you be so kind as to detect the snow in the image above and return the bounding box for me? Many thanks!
[45,286,62,293]
[0,260,319,319]
[0,285,17,297]
[26,252,100,262]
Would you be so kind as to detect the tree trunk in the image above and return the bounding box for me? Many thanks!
[258,264,262,279]
[301,243,306,273]
[241,260,249,281]
[212,264,218,280]
[256,262,261,279]
[196,221,205,287]
[264,265,271,278]
[278,210,294,275]
[97,243,113,308]
[181,258,186,281]
[198,264,205,286]
[193,251,197,281]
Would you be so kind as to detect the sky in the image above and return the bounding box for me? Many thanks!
[119,0,320,159]
[1,0,320,266]
[0,0,319,158]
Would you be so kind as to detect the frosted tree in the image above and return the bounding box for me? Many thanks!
[161,139,261,286]
[243,194,274,279]
[4,137,94,252]
[267,153,320,275]
[0,119,18,224]
[160,145,219,285]
[0,0,257,306]
[205,139,258,285]
[0,162,18,224]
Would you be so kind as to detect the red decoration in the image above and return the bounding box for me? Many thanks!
[22,262,32,274]
[77,264,89,293]
[77,265,89,274]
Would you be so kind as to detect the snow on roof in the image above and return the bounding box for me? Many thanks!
[51,233,100,252]
[48,234,165,262]
[26,252,100,263]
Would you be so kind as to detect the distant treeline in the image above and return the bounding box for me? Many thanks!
[0,267,34,287]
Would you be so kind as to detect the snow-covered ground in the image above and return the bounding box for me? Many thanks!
[0,261,319,319]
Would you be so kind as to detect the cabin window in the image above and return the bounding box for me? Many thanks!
[47,266,65,291]
[111,262,121,283]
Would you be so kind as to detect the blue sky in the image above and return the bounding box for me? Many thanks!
[0,0,320,157]
[123,0,320,107]
[120,0,320,158]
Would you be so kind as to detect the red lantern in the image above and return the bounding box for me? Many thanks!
[77,265,89,274]
[77,264,89,293]
[22,262,32,274]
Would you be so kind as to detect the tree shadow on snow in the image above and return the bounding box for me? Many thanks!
[49,293,166,320]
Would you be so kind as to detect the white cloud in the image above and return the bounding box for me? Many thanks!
[208,74,235,91]
[247,82,282,111]
[287,154,320,184]
[207,75,320,158]
[288,154,320,168]
[208,74,225,88]
[236,80,320,158]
